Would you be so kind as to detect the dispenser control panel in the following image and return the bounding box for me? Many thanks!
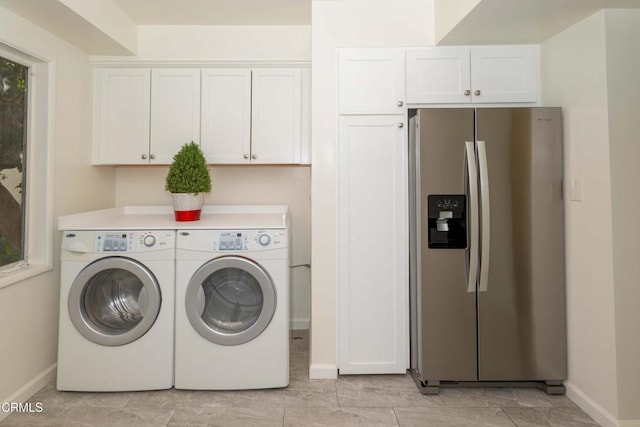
[427,194,467,249]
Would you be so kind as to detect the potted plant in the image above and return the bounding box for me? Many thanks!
[165,142,211,221]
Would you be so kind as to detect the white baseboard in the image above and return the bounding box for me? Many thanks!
[290,318,310,330]
[565,380,620,427]
[309,363,337,380]
[0,363,56,423]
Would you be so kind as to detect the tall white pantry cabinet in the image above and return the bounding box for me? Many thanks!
[337,48,409,374]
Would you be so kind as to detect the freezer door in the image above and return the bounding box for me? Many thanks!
[476,108,567,381]
[416,108,477,382]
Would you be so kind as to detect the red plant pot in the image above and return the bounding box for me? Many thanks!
[174,209,201,222]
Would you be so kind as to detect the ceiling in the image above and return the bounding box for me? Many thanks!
[2,0,639,54]
[438,0,640,45]
[0,0,311,55]
[111,0,311,25]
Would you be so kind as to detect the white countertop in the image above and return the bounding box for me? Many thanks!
[58,205,289,231]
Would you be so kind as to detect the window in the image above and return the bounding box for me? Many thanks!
[0,43,52,286]
[0,56,27,268]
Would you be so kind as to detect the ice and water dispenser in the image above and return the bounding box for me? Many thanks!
[427,195,467,249]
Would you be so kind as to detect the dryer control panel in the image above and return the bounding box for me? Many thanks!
[214,230,287,251]
[217,232,248,251]
[176,229,288,252]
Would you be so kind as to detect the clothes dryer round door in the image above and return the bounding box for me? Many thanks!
[67,257,162,346]
[185,256,276,346]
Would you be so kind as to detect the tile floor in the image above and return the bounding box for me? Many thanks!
[1,331,599,426]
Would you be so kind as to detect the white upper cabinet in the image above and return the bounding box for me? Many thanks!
[251,69,302,164]
[93,68,200,165]
[201,68,305,165]
[406,45,539,104]
[405,47,471,104]
[92,68,151,165]
[93,66,309,165]
[201,69,252,164]
[338,49,405,115]
[469,46,539,103]
[150,69,201,164]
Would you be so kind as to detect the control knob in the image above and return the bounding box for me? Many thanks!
[258,233,271,246]
[143,235,156,247]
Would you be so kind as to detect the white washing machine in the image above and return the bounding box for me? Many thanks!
[57,230,175,391]
[174,224,290,390]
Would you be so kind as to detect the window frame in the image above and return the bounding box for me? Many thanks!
[0,43,53,289]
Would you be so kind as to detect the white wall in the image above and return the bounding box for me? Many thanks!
[310,0,434,378]
[135,25,310,61]
[542,9,640,426]
[433,0,481,43]
[109,24,312,329]
[604,9,640,423]
[0,5,115,410]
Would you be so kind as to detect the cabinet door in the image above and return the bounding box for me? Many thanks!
[201,69,251,164]
[470,45,539,103]
[251,69,302,164]
[338,49,405,114]
[406,47,471,104]
[338,115,408,374]
[92,68,151,165]
[150,69,201,164]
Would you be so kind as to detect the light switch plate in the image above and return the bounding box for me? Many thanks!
[569,178,582,202]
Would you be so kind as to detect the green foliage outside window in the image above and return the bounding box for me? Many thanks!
[0,57,28,267]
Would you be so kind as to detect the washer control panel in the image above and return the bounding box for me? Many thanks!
[93,231,175,252]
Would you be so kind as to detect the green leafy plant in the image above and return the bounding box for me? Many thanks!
[0,235,20,266]
[164,142,211,194]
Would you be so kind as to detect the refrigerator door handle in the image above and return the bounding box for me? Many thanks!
[465,141,479,293]
[477,140,491,293]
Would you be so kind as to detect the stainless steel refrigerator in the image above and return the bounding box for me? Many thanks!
[409,108,567,394]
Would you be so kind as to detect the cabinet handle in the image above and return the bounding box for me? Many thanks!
[475,90,481,96]
[251,154,257,159]
[150,154,156,160]
[244,154,250,159]
[464,90,471,96]
[141,154,147,160]
[397,122,404,128]
[397,100,404,107]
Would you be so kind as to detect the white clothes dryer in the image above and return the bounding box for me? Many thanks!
[57,230,175,391]
[174,225,289,390]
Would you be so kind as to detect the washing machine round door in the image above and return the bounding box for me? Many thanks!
[185,256,276,346]
[68,257,162,346]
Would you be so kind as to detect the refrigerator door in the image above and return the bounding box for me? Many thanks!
[415,108,477,382]
[476,108,567,381]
